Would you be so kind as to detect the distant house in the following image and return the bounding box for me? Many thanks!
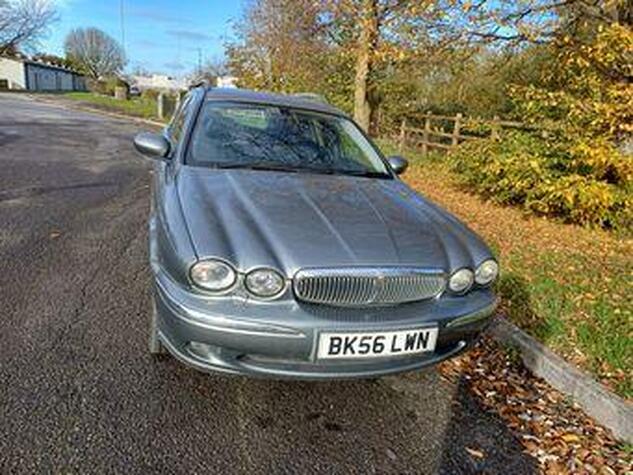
[216,75,238,88]
[131,74,187,92]
[0,56,86,91]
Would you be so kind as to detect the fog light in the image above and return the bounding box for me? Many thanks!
[188,341,214,360]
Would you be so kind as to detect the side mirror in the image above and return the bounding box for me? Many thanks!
[387,155,408,175]
[133,132,170,159]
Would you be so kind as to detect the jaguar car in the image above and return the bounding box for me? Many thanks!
[133,86,499,379]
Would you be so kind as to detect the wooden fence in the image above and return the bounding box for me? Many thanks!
[397,113,526,155]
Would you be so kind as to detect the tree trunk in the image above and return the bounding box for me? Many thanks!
[353,0,379,133]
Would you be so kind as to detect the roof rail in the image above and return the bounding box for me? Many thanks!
[291,92,329,104]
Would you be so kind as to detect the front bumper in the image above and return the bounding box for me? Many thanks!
[152,268,497,380]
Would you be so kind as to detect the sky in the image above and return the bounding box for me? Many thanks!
[41,0,243,77]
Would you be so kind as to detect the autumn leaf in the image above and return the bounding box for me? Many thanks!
[465,447,485,459]
[561,433,581,443]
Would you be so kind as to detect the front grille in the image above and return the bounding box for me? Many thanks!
[293,267,446,307]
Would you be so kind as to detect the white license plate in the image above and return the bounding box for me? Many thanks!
[317,327,438,360]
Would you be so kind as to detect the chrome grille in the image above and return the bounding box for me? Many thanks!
[293,267,446,306]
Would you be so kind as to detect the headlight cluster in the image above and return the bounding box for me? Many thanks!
[245,268,285,297]
[190,259,285,298]
[190,260,236,291]
[448,259,498,294]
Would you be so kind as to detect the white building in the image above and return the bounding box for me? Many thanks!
[131,74,187,92]
[0,56,86,91]
[216,75,238,88]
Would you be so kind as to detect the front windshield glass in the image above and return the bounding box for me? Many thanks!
[188,101,391,178]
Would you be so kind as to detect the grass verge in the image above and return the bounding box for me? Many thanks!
[62,92,160,121]
[377,139,632,398]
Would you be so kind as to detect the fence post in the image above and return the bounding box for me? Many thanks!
[422,113,431,156]
[452,112,462,148]
[399,119,406,153]
[491,115,500,140]
[157,92,166,120]
[114,86,128,100]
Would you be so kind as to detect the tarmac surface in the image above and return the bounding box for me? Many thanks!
[0,93,537,474]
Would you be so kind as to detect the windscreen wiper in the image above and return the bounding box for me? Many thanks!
[336,169,390,178]
[212,162,387,178]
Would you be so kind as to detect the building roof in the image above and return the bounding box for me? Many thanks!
[203,87,346,117]
[0,55,84,75]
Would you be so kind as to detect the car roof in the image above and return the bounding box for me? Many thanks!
[202,87,347,117]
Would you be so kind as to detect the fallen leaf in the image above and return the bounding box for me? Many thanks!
[465,447,485,459]
[561,434,581,443]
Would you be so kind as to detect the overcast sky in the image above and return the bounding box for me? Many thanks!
[42,0,241,76]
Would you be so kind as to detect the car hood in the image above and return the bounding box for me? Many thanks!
[177,167,492,276]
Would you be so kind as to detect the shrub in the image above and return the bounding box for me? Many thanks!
[450,24,632,231]
[86,78,107,95]
[103,76,128,96]
[450,131,631,229]
[141,88,161,100]
[86,76,128,96]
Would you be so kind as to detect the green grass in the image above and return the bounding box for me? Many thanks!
[63,92,161,121]
[377,138,633,398]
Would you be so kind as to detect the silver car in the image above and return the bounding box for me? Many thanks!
[133,86,498,379]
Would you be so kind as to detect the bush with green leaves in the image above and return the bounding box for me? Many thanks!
[450,24,632,231]
[141,88,161,101]
[86,76,128,96]
[450,130,631,229]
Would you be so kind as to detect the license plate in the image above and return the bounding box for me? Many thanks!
[317,327,438,359]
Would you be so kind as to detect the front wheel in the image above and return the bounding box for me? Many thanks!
[149,299,166,355]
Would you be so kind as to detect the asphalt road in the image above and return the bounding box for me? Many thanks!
[0,93,537,474]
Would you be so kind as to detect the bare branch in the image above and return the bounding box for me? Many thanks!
[0,0,58,55]
[64,28,127,79]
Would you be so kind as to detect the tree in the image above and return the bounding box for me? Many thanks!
[352,0,379,131]
[225,0,632,135]
[226,0,327,93]
[64,28,126,79]
[195,57,229,85]
[0,0,57,55]
[426,0,632,46]
[227,0,445,132]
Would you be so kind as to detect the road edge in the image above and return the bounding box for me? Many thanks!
[25,93,166,128]
[489,316,633,442]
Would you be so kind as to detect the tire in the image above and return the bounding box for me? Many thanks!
[149,299,166,355]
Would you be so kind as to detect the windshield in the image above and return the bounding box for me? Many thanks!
[187,101,391,178]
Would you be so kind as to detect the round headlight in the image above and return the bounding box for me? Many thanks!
[245,268,285,297]
[449,268,474,294]
[475,259,499,286]
[190,260,237,291]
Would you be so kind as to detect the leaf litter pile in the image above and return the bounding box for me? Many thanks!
[439,334,632,474]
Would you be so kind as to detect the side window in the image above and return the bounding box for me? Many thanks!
[169,95,192,144]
